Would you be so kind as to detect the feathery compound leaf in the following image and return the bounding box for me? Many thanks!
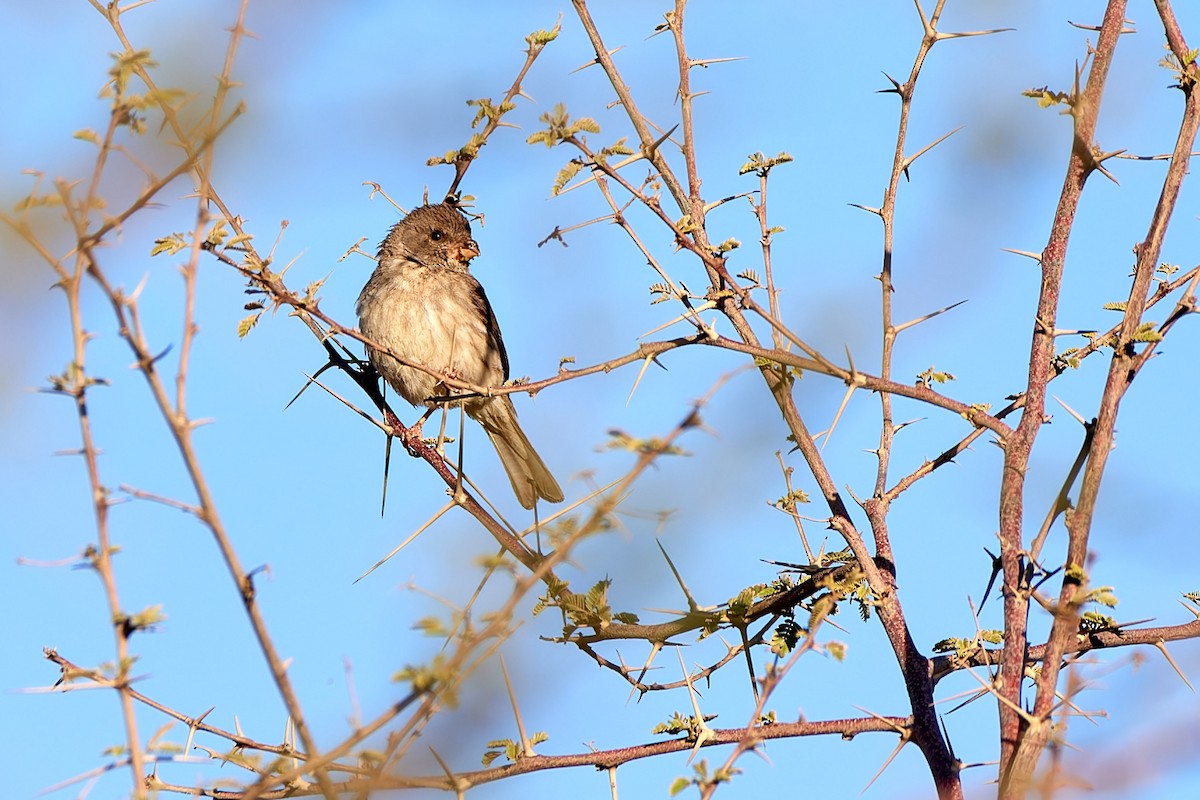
[648,282,673,304]
[205,220,229,248]
[771,618,802,655]
[527,103,599,148]
[653,711,700,736]
[236,312,262,338]
[150,233,188,256]
[106,48,157,99]
[773,488,810,510]
[526,18,562,47]
[1160,45,1200,85]
[1023,86,1072,108]
[817,548,855,567]
[572,116,600,135]
[585,578,612,608]
[1079,611,1119,635]
[1132,322,1163,343]
[917,366,956,387]
[466,97,516,129]
[739,151,794,175]
[551,160,584,196]
[1157,262,1180,277]
[1053,348,1082,373]
[961,402,992,421]
[596,137,635,163]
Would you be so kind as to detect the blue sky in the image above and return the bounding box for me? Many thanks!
[3,2,1200,798]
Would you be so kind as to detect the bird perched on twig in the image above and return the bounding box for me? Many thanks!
[356,203,563,509]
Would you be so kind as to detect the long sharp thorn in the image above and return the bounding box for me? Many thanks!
[381,435,392,516]
[644,124,680,159]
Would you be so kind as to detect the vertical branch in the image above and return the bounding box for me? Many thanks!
[668,0,703,221]
[571,4,963,795]
[571,0,691,218]
[65,267,148,797]
[751,168,783,349]
[442,21,560,200]
[53,69,148,793]
[854,4,970,796]
[996,1,1129,793]
[870,0,948,523]
[170,0,250,416]
[1007,0,1200,788]
[88,3,341,797]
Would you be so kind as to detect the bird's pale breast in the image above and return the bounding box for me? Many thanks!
[357,259,504,409]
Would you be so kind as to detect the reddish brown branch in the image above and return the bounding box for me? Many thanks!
[931,618,1200,683]
[1009,2,1200,788]
[995,4,1130,792]
[374,715,911,793]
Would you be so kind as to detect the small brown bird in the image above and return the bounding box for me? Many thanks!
[356,203,563,508]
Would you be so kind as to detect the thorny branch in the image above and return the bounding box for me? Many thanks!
[9,1,1200,798]
[1003,3,1200,793]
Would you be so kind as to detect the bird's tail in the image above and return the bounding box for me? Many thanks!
[475,399,564,509]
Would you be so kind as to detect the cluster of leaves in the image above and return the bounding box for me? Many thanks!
[548,135,635,196]
[481,732,549,767]
[1022,85,1073,110]
[771,487,810,512]
[101,49,184,134]
[737,150,794,177]
[1078,610,1121,636]
[534,578,641,638]
[932,629,1004,660]
[1160,44,1200,89]
[527,103,600,149]
[916,366,955,388]
[698,576,798,641]
[653,710,719,738]
[668,759,740,797]
[151,220,284,338]
[115,604,167,638]
[809,557,872,623]
[393,654,456,704]
[1074,583,1120,636]
[1052,347,1083,374]
[754,356,803,386]
[731,557,866,654]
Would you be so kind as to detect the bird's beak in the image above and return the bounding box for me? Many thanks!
[458,239,480,264]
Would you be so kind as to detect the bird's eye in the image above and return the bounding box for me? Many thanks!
[431,230,444,241]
